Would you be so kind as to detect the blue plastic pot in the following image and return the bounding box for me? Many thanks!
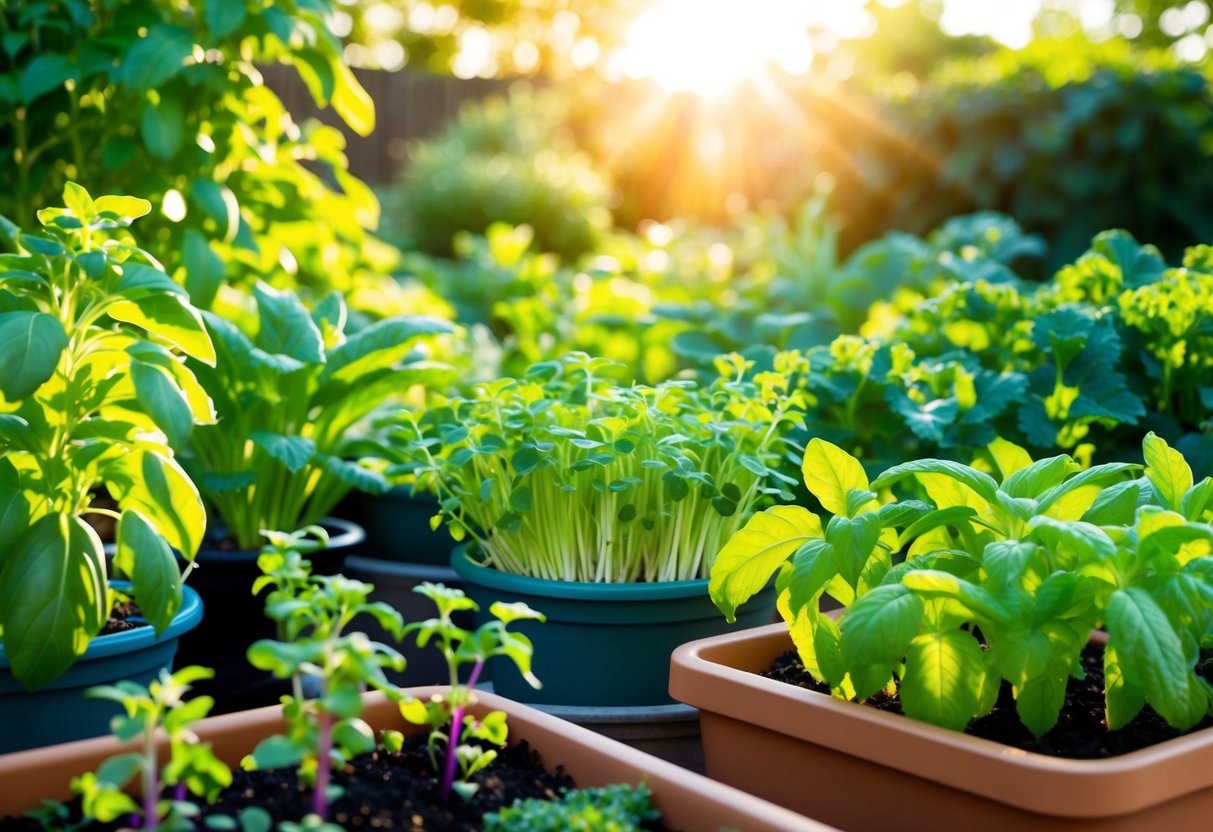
[451,546,778,707]
[0,584,203,753]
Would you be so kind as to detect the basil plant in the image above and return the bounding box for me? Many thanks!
[387,351,810,583]
[184,286,454,549]
[712,432,1213,738]
[0,184,214,689]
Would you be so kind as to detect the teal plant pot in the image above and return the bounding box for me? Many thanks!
[0,585,203,753]
[450,547,778,707]
[342,488,453,566]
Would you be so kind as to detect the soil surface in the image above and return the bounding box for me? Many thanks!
[0,736,669,831]
[98,598,144,636]
[765,642,1213,759]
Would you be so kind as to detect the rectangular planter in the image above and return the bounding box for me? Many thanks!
[0,685,830,832]
[670,623,1213,832]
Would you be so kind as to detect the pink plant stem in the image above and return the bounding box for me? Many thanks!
[314,709,333,819]
[441,659,485,802]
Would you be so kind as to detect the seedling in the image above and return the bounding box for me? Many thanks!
[384,582,545,802]
[245,547,406,822]
[73,667,231,831]
[483,782,660,831]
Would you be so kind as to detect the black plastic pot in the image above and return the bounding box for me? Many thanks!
[338,487,453,566]
[173,517,364,714]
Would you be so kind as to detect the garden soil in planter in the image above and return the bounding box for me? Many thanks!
[0,687,830,832]
[174,518,364,715]
[670,623,1213,832]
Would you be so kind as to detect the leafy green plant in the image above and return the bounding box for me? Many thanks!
[385,582,544,802]
[183,286,453,549]
[711,432,1213,738]
[387,351,810,582]
[72,667,231,831]
[0,183,213,689]
[245,555,406,822]
[484,782,660,832]
[0,0,394,314]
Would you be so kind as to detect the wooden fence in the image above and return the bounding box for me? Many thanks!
[262,66,511,185]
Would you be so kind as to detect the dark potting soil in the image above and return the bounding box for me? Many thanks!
[0,736,670,832]
[98,598,144,636]
[765,642,1213,759]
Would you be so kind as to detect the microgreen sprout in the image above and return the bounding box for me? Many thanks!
[75,667,231,832]
[382,582,545,803]
[244,541,406,822]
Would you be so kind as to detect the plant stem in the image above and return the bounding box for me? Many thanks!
[313,708,333,820]
[142,730,158,832]
[441,659,485,802]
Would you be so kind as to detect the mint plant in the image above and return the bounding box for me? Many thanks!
[184,286,452,549]
[245,564,407,822]
[711,433,1213,738]
[0,183,213,689]
[385,582,544,802]
[387,350,809,582]
[74,667,231,831]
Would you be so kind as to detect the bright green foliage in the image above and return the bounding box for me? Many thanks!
[0,0,395,315]
[388,582,544,801]
[75,666,231,832]
[244,546,406,821]
[0,184,212,690]
[183,286,453,549]
[385,351,809,582]
[711,433,1213,738]
[484,783,661,832]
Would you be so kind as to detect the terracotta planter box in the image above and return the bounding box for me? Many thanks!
[670,623,1213,832]
[0,686,830,832]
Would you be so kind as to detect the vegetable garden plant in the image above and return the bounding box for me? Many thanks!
[0,184,213,690]
[711,431,1213,738]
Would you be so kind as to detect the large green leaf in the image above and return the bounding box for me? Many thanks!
[103,450,205,559]
[1144,432,1194,513]
[108,295,216,366]
[1106,587,1203,730]
[205,0,247,37]
[332,58,374,137]
[113,510,182,634]
[801,438,870,517]
[252,282,323,366]
[899,629,986,732]
[839,584,923,682]
[0,514,106,690]
[708,505,823,622]
[1003,455,1080,499]
[873,459,1000,505]
[318,315,453,388]
[250,431,316,473]
[132,361,193,447]
[182,231,224,309]
[116,25,194,91]
[140,97,184,161]
[20,53,77,104]
[0,311,67,399]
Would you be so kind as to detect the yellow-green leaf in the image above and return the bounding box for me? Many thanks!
[802,438,869,517]
[709,506,822,622]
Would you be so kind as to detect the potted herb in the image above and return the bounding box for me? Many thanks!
[671,433,1213,830]
[174,285,452,711]
[0,184,211,752]
[388,350,809,710]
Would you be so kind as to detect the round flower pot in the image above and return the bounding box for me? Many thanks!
[0,585,203,754]
[173,517,364,714]
[339,488,453,566]
[528,701,706,773]
[342,554,472,686]
[450,546,778,707]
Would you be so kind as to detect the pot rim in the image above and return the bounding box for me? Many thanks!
[450,545,715,600]
[196,516,366,564]
[0,584,202,669]
[671,622,1213,818]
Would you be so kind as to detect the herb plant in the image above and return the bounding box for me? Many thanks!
[74,667,231,832]
[184,286,452,549]
[0,183,213,689]
[388,351,809,582]
[388,582,544,802]
[246,558,406,821]
[483,783,660,832]
[711,433,1213,738]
